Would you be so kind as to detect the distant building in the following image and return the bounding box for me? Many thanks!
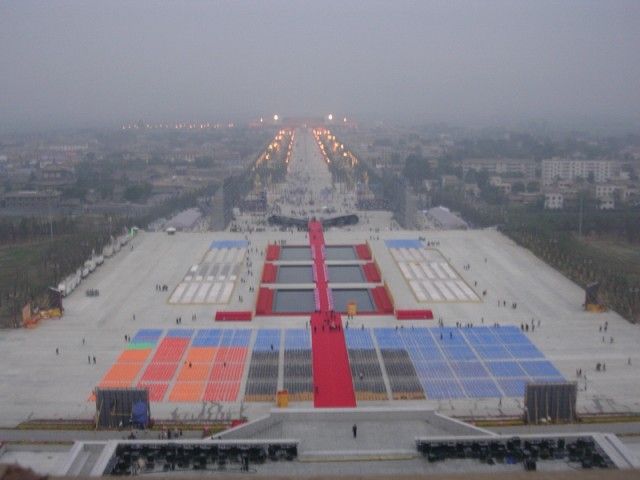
[542,158,614,186]
[544,192,564,210]
[3,190,61,209]
[592,183,636,209]
[426,206,468,229]
[598,197,615,210]
[594,184,619,201]
[489,176,512,195]
[461,158,535,177]
[440,175,461,189]
[36,164,76,188]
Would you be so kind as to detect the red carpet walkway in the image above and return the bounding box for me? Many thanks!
[308,220,356,408]
[310,312,356,407]
[309,220,329,311]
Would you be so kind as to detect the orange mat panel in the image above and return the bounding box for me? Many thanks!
[101,362,143,383]
[177,363,210,382]
[184,347,217,363]
[117,349,152,363]
[169,382,205,402]
[97,380,132,389]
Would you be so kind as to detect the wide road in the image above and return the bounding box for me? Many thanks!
[274,128,353,217]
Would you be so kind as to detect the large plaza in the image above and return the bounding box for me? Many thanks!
[1,130,639,428]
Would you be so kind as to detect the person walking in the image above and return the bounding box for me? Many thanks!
[352,424,357,438]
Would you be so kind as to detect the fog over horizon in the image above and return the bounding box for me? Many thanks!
[1,0,640,132]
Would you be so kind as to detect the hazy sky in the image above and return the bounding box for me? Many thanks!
[1,1,640,130]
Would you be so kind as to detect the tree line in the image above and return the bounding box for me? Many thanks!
[0,183,219,327]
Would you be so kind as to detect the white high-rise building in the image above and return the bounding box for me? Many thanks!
[542,158,614,186]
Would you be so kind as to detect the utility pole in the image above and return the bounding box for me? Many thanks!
[578,191,583,239]
[48,195,53,242]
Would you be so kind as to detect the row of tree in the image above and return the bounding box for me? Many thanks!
[0,183,219,327]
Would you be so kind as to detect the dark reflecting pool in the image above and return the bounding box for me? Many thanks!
[331,288,375,312]
[280,246,312,261]
[273,289,316,313]
[328,265,364,283]
[277,265,314,283]
[325,246,357,261]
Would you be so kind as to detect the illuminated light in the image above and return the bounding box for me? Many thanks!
[343,117,347,122]
[273,114,279,121]
[328,113,333,121]
[260,117,263,123]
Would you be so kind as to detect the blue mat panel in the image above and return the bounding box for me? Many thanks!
[473,344,512,360]
[345,329,375,349]
[254,329,281,351]
[414,361,454,380]
[284,329,311,349]
[497,378,529,397]
[229,329,251,346]
[210,240,249,249]
[461,378,502,398]
[166,328,194,339]
[452,361,489,378]
[132,329,163,342]
[519,360,562,377]
[486,361,525,377]
[442,345,477,361]
[385,239,422,249]
[423,379,466,399]
[507,344,544,359]
[192,329,222,347]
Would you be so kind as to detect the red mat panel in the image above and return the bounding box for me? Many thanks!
[266,245,280,261]
[255,288,274,315]
[261,263,277,283]
[151,338,190,362]
[372,286,394,314]
[137,382,169,402]
[355,244,372,260]
[363,262,381,283]
[140,362,179,382]
[396,309,434,320]
[215,311,252,322]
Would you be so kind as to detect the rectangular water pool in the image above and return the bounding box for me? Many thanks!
[277,265,314,284]
[328,264,364,283]
[273,289,316,313]
[325,245,357,261]
[331,288,375,313]
[280,246,312,261]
